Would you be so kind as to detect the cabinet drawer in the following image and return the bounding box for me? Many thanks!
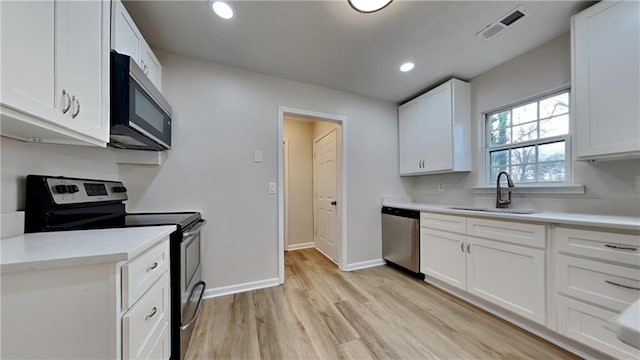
[123,272,169,360]
[556,254,640,312]
[467,218,545,249]
[146,322,169,360]
[420,212,466,234]
[122,239,169,309]
[556,227,640,267]
[557,295,639,359]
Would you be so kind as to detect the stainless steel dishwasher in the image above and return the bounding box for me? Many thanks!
[382,206,423,277]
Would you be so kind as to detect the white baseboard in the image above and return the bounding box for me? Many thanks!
[203,278,280,299]
[344,258,385,271]
[286,242,314,251]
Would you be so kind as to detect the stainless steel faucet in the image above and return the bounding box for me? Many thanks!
[496,171,515,208]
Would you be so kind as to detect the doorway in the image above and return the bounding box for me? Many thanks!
[278,106,347,284]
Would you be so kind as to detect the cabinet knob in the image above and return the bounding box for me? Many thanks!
[61,90,71,114]
[71,96,80,119]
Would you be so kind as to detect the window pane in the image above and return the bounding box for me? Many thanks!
[490,150,509,168]
[489,110,511,131]
[490,166,508,181]
[512,102,537,125]
[538,141,565,162]
[539,115,569,138]
[490,129,511,146]
[512,122,538,143]
[510,146,536,165]
[510,164,536,182]
[540,93,569,118]
[538,161,565,182]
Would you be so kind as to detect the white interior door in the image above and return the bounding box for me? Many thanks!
[313,128,339,262]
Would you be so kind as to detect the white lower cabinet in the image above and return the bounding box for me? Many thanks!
[557,295,640,359]
[419,211,640,358]
[467,236,546,324]
[420,213,546,325]
[0,238,170,359]
[554,226,640,359]
[421,227,467,290]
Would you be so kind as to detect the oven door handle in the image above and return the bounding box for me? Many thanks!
[181,280,206,331]
[182,219,207,238]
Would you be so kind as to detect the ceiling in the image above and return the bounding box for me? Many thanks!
[124,0,591,103]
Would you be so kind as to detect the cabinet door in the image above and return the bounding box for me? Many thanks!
[399,98,427,174]
[140,43,162,89]
[421,228,466,290]
[467,236,546,324]
[56,0,109,141]
[574,1,640,159]
[112,0,141,61]
[423,82,453,172]
[0,1,59,123]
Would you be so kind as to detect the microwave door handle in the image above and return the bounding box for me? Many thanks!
[182,219,207,238]
[181,281,206,331]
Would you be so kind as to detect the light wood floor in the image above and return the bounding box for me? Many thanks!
[186,249,578,359]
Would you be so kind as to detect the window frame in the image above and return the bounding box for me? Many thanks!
[483,87,572,185]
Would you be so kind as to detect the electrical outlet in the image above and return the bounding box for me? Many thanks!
[268,182,277,194]
[438,183,445,192]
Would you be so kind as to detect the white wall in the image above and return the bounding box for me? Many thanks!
[406,34,640,217]
[120,50,408,290]
[283,117,314,247]
[0,137,119,213]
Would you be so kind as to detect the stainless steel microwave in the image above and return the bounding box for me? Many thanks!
[110,51,172,151]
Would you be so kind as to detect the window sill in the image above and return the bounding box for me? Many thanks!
[471,184,585,195]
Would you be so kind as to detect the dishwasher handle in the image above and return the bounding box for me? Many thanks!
[381,207,420,219]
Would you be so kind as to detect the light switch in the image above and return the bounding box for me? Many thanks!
[268,182,277,194]
[254,150,263,163]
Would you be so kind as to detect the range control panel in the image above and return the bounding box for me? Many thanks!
[46,178,128,205]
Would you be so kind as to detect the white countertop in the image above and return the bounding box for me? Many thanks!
[1,226,176,273]
[617,299,640,349]
[383,202,640,231]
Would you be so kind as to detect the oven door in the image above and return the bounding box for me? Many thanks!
[179,220,206,360]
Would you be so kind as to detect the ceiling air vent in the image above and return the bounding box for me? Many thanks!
[476,6,529,40]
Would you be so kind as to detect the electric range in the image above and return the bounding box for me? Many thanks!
[24,175,206,360]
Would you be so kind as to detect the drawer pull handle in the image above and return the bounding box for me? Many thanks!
[467,244,471,254]
[145,307,157,320]
[604,244,638,251]
[146,262,159,272]
[461,243,464,253]
[605,280,640,291]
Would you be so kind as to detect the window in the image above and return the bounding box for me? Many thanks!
[486,90,570,184]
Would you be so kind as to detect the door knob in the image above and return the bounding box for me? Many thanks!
[330,201,337,206]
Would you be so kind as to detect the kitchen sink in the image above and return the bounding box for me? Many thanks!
[447,206,540,215]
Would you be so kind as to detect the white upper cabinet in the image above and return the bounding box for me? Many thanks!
[112,0,163,90]
[0,0,110,146]
[398,79,471,175]
[572,1,640,160]
[56,0,110,141]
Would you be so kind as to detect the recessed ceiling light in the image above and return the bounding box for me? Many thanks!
[399,62,415,72]
[210,1,234,19]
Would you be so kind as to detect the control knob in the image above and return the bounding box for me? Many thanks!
[67,185,80,194]
[112,186,127,193]
[53,185,68,194]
